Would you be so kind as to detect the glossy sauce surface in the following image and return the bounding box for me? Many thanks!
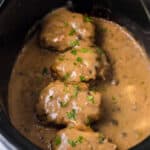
[94,18,150,150]
[8,10,150,150]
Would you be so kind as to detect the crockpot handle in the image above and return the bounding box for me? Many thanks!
[140,0,150,22]
[0,0,8,12]
[0,0,5,8]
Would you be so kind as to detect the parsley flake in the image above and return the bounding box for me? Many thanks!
[99,133,105,144]
[73,85,80,98]
[64,21,69,27]
[71,49,77,55]
[42,67,49,75]
[69,40,80,47]
[85,117,92,126]
[84,15,93,22]
[54,136,61,146]
[68,136,84,147]
[87,95,95,104]
[67,109,76,120]
[59,101,68,107]
[96,47,105,55]
[80,48,90,53]
[69,28,76,36]
[80,76,86,82]
[100,28,107,33]
[112,96,117,104]
[76,57,83,63]
[77,136,84,144]
[68,139,77,147]
[58,56,64,61]
[63,73,70,81]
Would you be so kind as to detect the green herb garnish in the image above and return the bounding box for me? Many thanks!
[67,109,76,120]
[112,96,117,104]
[76,57,83,63]
[77,136,84,144]
[42,67,49,75]
[87,95,95,104]
[63,83,69,93]
[84,15,93,22]
[58,56,64,61]
[96,47,105,55]
[80,48,89,53]
[63,73,70,81]
[71,49,77,55]
[54,136,61,146]
[69,28,76,36]
[73,85,80,98]
[100,28,107,33]
[60,101,69,107]
[68,136,84,147]
[99,133,105,144]
[64,21,69,27]
[68,139,77,147]
[80,76,86,82]
[69,40,80,47]
[49,95,53,100]
[35,76,43,84]
[85,117,92,126]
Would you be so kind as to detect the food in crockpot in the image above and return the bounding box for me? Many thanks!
[51,46,100,82]
[40,8,95,51]
[36,80,101,128]
[8,7,150,150]
[52,127,117,150]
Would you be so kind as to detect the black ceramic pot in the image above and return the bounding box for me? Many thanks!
[0,0,150,149]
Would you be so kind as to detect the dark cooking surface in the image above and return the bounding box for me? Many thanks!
[0,0,150,150]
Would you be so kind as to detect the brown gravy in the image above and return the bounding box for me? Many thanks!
[8,12,150,150]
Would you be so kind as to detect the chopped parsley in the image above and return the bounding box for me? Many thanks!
[99,133,105,144]
[69,28,76,36]
[73,85,80,98]
[35,76,43,84]
[76,57,83,63]
[80,48,90,53]
[112,96,117,104]
[76,136,84,145]
[80,75,86,82]
[68,136,84,147]
[69,40,80,47]
[54,136,61,146]
[64,21,69,27]
[85,117,92,126]
[84,15,93,22]
[68,139,76,147]
[49,95,53,100]
[71,49,77,55]
[63,83,69,93]
[67,109,76,120]
[96,47,105,55]
[42,67,49,75]
[100,28,107,33]
[63,73,70,81]
[87,95,95,104]
[60,101,68,107]
[58,56,64,61]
